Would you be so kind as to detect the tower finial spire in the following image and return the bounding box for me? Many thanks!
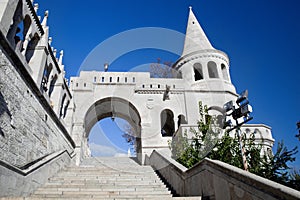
[41,10,49,27]
[59,50,64,65]
[182,7,214,57]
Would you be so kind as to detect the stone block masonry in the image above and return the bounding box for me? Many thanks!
[0,47,74,168]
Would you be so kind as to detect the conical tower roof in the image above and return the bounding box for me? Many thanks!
[182,7,214,57]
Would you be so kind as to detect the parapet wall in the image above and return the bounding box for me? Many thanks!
[148,150,300,200]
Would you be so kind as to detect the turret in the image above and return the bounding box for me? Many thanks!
[174,7,235,94]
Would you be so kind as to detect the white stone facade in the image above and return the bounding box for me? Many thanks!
[67,8,274,164]
[0,0,274,165]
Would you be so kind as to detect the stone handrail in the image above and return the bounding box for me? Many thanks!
[148,150,300,200]
[0,150,74,197]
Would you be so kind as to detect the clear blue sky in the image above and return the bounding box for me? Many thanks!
[38,1,300,167]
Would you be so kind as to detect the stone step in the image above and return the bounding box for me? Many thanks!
[30,194,173,199]
[50,173,159,179]
[64,168,153,174]
[48,177,164,183]
[61,169,155,174]
[49,179,164,185]
[31,193,173,198]
[33,189,171,195]
[26,157,183,199]
[36,187,170,192]
[1,197,202,200]
[44,182,167,188]
[46,179,164,185]
[57,172,158,177]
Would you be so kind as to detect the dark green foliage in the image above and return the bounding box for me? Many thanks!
[171,102,219,168]
[260,141,298,188]
[289,169,300,190]
[171,102,220,168]
[208,132,243,169]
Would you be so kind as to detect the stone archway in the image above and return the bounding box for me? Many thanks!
[82,97,142,162]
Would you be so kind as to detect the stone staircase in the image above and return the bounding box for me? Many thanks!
[25,157,201,200]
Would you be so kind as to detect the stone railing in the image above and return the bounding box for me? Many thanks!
[0,150,74,197]
[147,150,300,200]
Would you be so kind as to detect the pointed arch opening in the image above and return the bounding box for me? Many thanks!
[160,109,175,137]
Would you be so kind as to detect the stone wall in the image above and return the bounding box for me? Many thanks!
[0,45,74,168]
[148,150,300,200]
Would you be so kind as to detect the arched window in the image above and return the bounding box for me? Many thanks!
[22,15,32,41]
[59,94,66,118]
[25,33,40,63]
[160,109,175,137]
[63,100,70,118]
[20,15,33,56]
[208,61,219,78]
[41,63,53,92]
[48,74,58,97]
[245,128,251,134]
[221,64,229,81]
[6,1,23,48]
[254,129,263,139]
[193,63,203,81]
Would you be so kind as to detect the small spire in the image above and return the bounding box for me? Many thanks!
[182,7,214,57]
[48,37,52,45]
[34,3,38,13]
[53,49,57,57]
[41,10,49,27]
[59,50,64,65]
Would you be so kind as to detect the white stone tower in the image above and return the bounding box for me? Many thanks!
[175,7,235,94]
